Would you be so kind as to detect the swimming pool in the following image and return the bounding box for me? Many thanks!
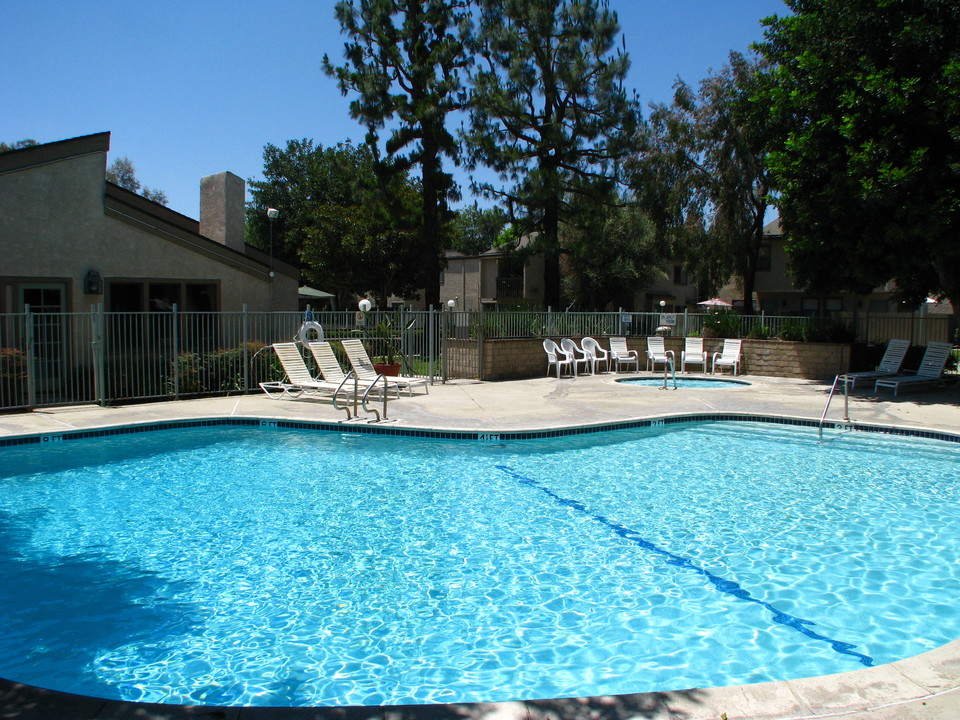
[0,419,958,707]
[618,377,750,388]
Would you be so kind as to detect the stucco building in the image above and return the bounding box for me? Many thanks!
[0,132,298,316]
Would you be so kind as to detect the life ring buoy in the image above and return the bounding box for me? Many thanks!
[298,321,325,343]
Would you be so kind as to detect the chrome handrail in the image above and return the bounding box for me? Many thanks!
[818,374,851,440]
[360,374,389,422]
[660,356,677,390]
[331,371,358,420]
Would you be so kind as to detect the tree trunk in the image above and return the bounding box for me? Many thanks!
[420,138,442,309]
[542,189,562,309]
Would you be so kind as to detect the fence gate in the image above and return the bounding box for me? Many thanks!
[441,310,481,381]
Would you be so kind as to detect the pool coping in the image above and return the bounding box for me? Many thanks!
[3,411,960,447]
[2,407,960,719]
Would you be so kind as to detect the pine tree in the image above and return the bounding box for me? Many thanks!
[465,0,638,308]
[323,0,472,308]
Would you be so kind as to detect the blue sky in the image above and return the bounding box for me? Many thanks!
[2,0,788,220]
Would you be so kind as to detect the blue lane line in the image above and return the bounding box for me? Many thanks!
[495,464,874,667]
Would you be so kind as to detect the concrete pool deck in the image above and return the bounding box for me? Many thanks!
[1,371,959,720]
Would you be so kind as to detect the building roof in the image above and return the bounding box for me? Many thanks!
[2,132,298,281]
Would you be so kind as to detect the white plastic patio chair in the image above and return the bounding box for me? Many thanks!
[645,336,676,372]
[711,339,743,375]
[543,338,573,378]
[680,337,707,373]
[560,338,591,376]
[608,337,639,373]
[874,342,953,396]
[840,339,910,390]
[580,337,610,374]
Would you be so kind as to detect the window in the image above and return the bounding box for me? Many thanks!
[185,284,217,311]
[757,244,772,271]
[825,297,843,312]
[439,271,445,285]
[148,283,180,312]
[672,265,689,285]
[108,281,219,312]
[108,282,143,312]
[801,297,819,315]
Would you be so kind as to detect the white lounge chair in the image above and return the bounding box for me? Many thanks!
[543,339,573,378]
[581,337,610,374]
[840,339,911,390]
[680,337,707,373]
[341,339,429,395]
[307,341,398,397]
[645,336,675,372]
[259,343,346,400]
[874,342,953,396]
[609,337,639,373]
[561,338,591,376]
[711,339,743,375]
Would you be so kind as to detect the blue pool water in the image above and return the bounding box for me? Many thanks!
[619,377,750,388]
[0,421,958,707]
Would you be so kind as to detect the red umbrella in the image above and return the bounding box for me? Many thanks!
[697,298,733,307]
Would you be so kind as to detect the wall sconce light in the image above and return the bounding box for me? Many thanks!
[358,298,372,312]
[84,269,103,295]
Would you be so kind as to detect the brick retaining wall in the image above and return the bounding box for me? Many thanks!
[447,337,851,381]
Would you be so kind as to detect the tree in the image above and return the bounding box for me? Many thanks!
[0,139,39,152]
[247,138,424,306]
[465,0,639,309]
[561,203,663,311]
[758,0,960,324]
[450,203,508,255]
[247,139,375,267]
[631,52,773,313]
[323,0,472,308]
[106,156,168,205]
[301,189,424,305]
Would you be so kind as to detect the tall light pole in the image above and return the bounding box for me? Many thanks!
[266,207,279,275]
[266,208,278,314]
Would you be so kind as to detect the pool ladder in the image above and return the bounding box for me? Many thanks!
[332,371,391,423]
[660,357,677,390]
[818,374,852,440]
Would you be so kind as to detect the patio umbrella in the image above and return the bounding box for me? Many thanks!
[697,298,733,307]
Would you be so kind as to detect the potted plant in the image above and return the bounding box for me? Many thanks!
[371,319,402,376]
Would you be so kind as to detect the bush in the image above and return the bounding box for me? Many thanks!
[701,310,742,339]
[204,347,245,392]
[0,347,28,406]
[746,324,770,340]
[807,319,855,343]
[166,342,281,396]
[777,319,809,342]
[169,352,203,395]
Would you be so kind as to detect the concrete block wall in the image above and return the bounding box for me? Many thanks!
[740,339,850,380]
[449,336,852,381]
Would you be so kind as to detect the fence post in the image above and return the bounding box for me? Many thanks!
[477,303,484,380]
[242,304,249,393]
[172,303,180,399]
[93,303,106,406]
[430,306,438,383]
[24,304,36,408]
